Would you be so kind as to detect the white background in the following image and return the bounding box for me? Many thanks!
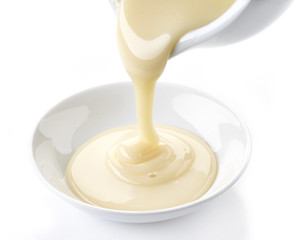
[0,0,304,239]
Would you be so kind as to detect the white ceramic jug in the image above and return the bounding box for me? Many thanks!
[108,0,293,57]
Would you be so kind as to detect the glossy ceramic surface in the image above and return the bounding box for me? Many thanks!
[109,0,294,53]
[32,83,251,223]
[108,0,252,56]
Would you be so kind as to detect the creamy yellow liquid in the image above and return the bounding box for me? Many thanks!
[66,126,217,210]
[66,0,235,211]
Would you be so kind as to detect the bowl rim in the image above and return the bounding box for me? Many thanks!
[108,0,253,57]
[171,0,253,56]
[31,82,251,216]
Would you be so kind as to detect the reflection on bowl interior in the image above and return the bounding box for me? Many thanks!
[32,83,250,222]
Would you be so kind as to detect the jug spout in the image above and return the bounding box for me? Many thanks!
[108,0,293,57]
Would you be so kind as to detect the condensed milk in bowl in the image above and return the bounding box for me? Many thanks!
[32,0,252,222]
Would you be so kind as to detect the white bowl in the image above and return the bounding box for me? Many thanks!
[108,0,252,56]
[32,82,251,223]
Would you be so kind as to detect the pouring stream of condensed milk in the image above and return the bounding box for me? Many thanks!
[66,0,235,211]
